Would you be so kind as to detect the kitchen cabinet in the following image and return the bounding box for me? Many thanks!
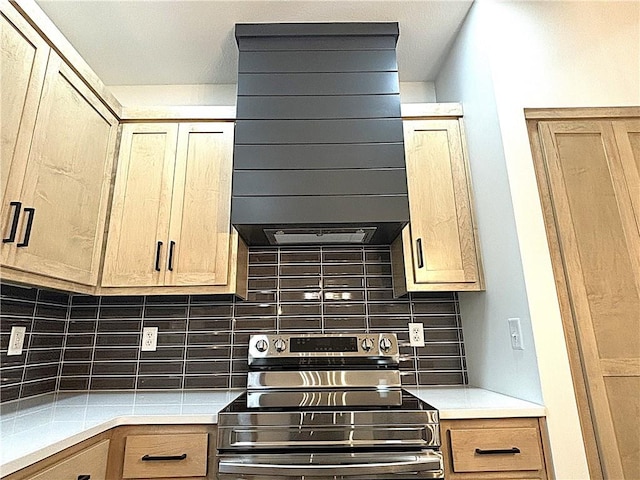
[391,117,483,295]
[101,121,248,297]
[3,436,110,480]
[527,110,640,480]
[106,425,217,479]
[1,1,119,292]
[440,418,552,479]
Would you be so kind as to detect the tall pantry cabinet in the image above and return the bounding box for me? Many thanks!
[527,108,640,480]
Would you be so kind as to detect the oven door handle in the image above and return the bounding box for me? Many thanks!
[217,450,443,477]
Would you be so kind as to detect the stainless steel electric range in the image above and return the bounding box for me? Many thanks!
[215,333,444,479]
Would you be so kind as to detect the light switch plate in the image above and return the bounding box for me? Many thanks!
[508,318,524,350]
[409,323,425,347]
[8,326,27,356]
[142,327,158,351]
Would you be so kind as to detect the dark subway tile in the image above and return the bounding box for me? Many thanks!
[32,319,66,334]
[365,263,392,276]
[247,278,278,291]
[279,316,322,331]
[61,363,91,376]
[138,362,184,375]
[1,299,35,317]
[63,348,93,362]
[186,346,231,360]
[144,319,187,332]
[417,371,464,385]
[248,265,278,277]
[59,377,89,390]
[366,290,396,302]
[424,329,461,343]
[322,250,363,263]
[324,316,367,330]
[139,347,184,361]
[137,376,182,389]
[146,295,189,305]
[98,306,143,319]
[187,332,232,345]
[190,294,234,303]
[417,357,464,371]
[71,295,99,306]
[280,251,321,264]
[368,303,410,315]
[0,385,20,402]
[144,305,188,318]
[101,296,144,306]
[189,304,233,318]
[0,367,24,385]
[323,303,366,316]
[92,362,137,376]
[94,347,139,361]
[184,375,229,389]
[400,371,417,386]
[0,318,31,334]
[65,334,95,347]
[279,277,321,290]
[279,264,320,277]
[413,315,459,328]
[248,251,278,265]
[1,284,37,301]
[231,375,247,388]
[244,291,277,303]
[186,360,230,375]
[365,250,391,263]
[323,277,364,288]
[157,332,186,347]
[69,307,98,320]
[24,364,59,381]
[365,277,393,288]
[90,377,135,390]
[96,334,140,347]
[323,290,364,302]
[369,316,411,330]
[234,304,277,317]
[187,318,232,332]
[21,378,56,398]
[37,290,69,305]
[280,290,320,303]
[411,301,457,315]
[279,304,320,316]
[97,319,142,333]
[322,264,363,276]
[29,334,64,349]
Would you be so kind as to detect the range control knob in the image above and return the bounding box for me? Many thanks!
[255,339,268,352]
[274,338,287,353]
[361,338,375,352]
[380,337,393,352]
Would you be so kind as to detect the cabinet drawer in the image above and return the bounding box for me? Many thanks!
[29,439,109,480]
[122,433,208,478]
[450,427,543,473]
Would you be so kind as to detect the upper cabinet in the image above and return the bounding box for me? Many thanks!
[101,121,247,297]
[1,2,118,289]
[391,117,484,295]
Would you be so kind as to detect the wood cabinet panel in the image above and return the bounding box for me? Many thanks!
[1,48,118,286]
[441,418,550,479]
[122,433,208,479]
[166,122,233,286]
[28,439,110,480]
[391,118,483,295]
[1,1,49,218]
[102,123,178,287]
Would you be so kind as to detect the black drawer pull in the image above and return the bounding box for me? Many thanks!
[154,241,163,271]
[142,453,187,461]
[168,240,175,271]
[77,475,91,480]
[16,207,35,247]
[475,447,521,455]
[416,238,424,268]
[3,201,22,243]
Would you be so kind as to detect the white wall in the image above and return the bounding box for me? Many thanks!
[435,1,640,478]
[109,82,437,106]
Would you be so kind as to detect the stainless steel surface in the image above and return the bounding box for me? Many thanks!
[217,450,444,479]
[247,370,401,390]
[216,332,442,480]
[248,333,399,364]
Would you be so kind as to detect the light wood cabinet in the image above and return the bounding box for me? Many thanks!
[527,110,640,480]
[101,121,247,297]
[107,425,217,480]
[1,6,118,290]
[391,118,483,295]
[441,418,552,479]
[3,435,111,480]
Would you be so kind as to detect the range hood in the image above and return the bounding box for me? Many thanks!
[231,23,409,246]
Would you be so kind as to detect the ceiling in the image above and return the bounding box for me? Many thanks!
[36,0,473,86]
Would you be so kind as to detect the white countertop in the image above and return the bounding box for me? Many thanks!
[0,387,544,476]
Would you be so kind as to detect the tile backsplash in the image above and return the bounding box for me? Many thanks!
[1,246,467,403]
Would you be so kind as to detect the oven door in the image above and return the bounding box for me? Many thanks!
[216,449,444,479]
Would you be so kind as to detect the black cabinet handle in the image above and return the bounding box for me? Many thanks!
[77,475,91,480]
[3,201,22,243]
[168,240,175,271]
[141,453,187,461]
[416,238,424,268]
[154,241,163,271]
[16,207,35,247]
[475,447,521,455]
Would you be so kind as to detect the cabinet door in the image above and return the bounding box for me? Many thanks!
[165,123,234,286]
[29,439,110,480]
[612,119,640,226]
[538,120,640,480]
[403,119,480,286]
[101,123,178,287]
[1,2,49,256]
[4,52,118,286]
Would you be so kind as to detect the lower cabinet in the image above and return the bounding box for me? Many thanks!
[440,418,552,479]
[3,435,110,480]
[107,425,217,480]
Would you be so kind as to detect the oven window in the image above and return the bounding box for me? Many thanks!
[290,337,358,352]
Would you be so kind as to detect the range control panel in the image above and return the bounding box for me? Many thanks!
[248,333,399,365]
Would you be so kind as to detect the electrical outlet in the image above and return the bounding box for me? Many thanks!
[8,326,27,356]
[142,327,158,352]
[408,323,425,347]
[508,318,524,350]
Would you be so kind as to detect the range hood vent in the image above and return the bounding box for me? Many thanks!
[232,23,409,246]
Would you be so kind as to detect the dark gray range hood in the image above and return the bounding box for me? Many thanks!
[231,22,409,246]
